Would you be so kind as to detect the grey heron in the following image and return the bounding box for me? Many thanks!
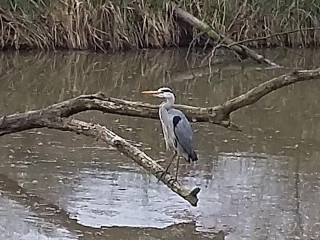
[142,87,198,181]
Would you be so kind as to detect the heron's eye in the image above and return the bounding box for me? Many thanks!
[160,89,173,94]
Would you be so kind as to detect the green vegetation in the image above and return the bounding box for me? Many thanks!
[0,0,319,51]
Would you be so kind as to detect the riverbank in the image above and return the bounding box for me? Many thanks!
[0,0,319,51]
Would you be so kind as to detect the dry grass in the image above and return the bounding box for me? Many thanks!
[0,0,179,51]
[0,0,319,51]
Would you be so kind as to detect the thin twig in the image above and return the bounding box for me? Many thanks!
[228,27,320,47]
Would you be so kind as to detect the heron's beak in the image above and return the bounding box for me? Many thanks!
[141,90,158,95]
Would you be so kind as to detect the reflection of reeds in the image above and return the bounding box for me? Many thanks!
[0,48,318,114]
[0,50,198,113]
[0,0,320,51]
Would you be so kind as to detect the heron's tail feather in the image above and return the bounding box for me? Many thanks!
[189,151,198,162]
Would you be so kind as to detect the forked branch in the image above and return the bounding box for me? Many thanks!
[174,7,280,67]
[0,107,200,206]
[222,68,320,114]
[3,68,316,133]
[1,68,320,206]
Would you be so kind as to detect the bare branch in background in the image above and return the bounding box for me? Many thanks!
[228,27,320,47]
[174,7,281,67]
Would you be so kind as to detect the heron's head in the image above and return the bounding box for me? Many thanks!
[142,87,175,99]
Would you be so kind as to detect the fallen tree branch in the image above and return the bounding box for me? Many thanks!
[1,68,320,206]
[0,108,200,206]
[56,119,200,206]
[0,92,233,131]
[174,7,280,67]
[1,68,320,136]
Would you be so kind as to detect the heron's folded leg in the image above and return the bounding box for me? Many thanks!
[158,151,177,182]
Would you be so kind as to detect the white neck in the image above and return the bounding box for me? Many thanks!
[160,95,175,109]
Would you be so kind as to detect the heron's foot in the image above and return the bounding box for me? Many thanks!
[155,170,163,175]
[157,170,170,183]
[157,153,177,183]
[168,177,178,185]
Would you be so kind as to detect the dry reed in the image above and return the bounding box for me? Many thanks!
[0,0,319,51]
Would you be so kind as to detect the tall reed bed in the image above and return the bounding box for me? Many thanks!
[0,0,319,51]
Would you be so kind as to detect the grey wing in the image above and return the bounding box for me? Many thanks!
[168,109,195,157]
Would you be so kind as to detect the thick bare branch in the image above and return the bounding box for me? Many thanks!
[0,110,200,206]
[1,68,319,205]
[223,68,320,114]
[0,92,231,135]
[174,7,280,67]
[1,68,320,136]
[55,119,200,206]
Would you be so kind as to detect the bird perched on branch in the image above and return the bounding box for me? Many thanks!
[142,87,198,181]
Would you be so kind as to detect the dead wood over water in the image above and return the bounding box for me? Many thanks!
[1,68,319,206]
[174,7,280,67]
[0,93,200,206]
[2,68,314,133]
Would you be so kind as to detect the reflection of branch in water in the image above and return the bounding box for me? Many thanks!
[169,61,242,83]
[169,60,287,83]
[0,174,88,238]
[0,174,223,240]
[294,156,303,236]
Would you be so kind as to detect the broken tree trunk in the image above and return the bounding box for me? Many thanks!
[174,7,280,67]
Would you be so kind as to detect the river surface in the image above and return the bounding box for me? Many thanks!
[0,49,320,240]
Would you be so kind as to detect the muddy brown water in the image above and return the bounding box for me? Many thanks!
[0,49,319,240]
